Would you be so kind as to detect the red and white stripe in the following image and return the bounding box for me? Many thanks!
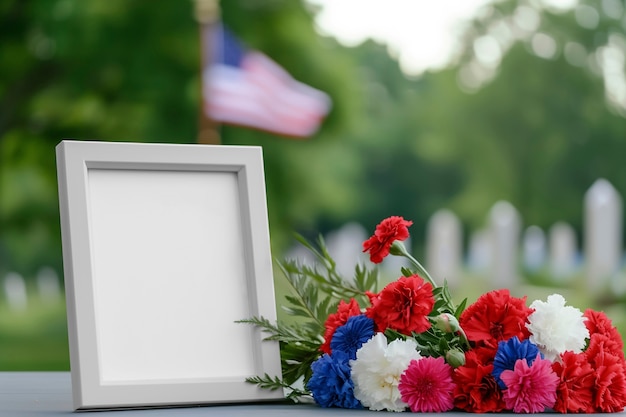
[204,51,331,138]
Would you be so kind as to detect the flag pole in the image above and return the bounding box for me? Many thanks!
[194,0,221,145]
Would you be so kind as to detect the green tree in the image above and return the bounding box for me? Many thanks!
[0,0,365,278]
[411,0,626,234]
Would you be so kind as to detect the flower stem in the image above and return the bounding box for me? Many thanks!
[458,327,471,350]
[390,241,437,287]
[389,240,459,314]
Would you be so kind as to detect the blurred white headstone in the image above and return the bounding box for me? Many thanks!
[467,229,491,272]
[37,266,61,303]
[325,222,369,279]
[4,272,27,312]
[522,225,546,272]
[426,209,462,288]
[584,179,623,293]
[489,201,521,288]
[549,222,577,281]
[284,243,317,269]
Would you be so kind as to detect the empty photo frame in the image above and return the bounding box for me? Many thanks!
[56,140,282,410]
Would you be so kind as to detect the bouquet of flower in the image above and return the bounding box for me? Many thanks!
[241,216,626,413]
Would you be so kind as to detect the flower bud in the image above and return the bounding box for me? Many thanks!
[433,313,460,333]
[446,348,466,367]
[389,240,409,257]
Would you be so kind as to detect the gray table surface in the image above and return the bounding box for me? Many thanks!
[0,372,328,416]
[0,372,362,416]
[2,372,625,416]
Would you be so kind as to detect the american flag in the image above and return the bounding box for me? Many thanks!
[202,23,332,138]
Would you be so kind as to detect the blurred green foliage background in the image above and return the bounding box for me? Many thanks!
[1,0,625,370]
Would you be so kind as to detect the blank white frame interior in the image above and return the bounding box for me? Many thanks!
[56,140,282,410]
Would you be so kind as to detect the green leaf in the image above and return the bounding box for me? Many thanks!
[400,266,414,277]
[454,298,468,318]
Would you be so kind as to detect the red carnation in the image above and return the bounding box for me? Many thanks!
[584,309,624,356]
[453,351,505,413]
[471,345,498,366]
[551,351,595,413]
[366,274,434,335]
[459,289,532,353]
[363,216,413,264]
[588,333,625,359]
[320,298,361,354]
[588,350,626,412]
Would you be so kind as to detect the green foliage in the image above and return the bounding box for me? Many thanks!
[4,0,626,276]
[241,236,471,399]
[3,0,626,371]
[383,326,465,360]
[432,282,457,315]
[239,235,378,395]
[414,0,626,231]
[236,315,320,390]
[245,374,307,401]
[0,0,363,278]
[285,234,379,303]
[0,296,69,371]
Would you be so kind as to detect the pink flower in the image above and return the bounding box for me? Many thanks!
[399,357,455,412]
[500,355,558,413]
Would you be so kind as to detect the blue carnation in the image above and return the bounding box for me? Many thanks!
[492,336,543,389]
[307,351,362,409]
[330,315,375,359]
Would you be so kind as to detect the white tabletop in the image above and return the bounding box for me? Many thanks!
[2,372,624,416]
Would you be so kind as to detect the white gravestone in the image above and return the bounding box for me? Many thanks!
[549,222,578,281]
[37,266,62,303]
[325,222,369,279]
[4,272,27,312]
[284,243,317,269]
[522,226,547,272]
[467,229,491,272]
[489,201,521,288]
[426,209,462,289]
[584,179,623,293]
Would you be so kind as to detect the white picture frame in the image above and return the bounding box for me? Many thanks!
[56,140,283,410]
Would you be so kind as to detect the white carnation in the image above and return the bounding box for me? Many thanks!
[350,332,422,412]
[527,293,589,361]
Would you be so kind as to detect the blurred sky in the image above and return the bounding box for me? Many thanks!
[307,0,578,76]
